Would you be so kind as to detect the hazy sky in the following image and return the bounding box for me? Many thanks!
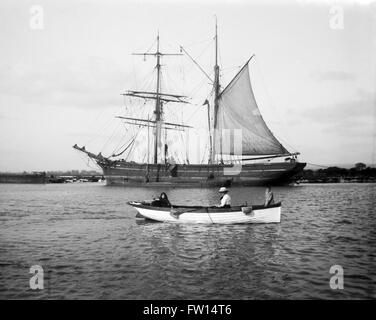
[0,0,375,171]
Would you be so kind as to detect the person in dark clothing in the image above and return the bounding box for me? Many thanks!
[159,192,171,207]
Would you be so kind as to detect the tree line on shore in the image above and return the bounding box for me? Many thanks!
[300,163,376,183]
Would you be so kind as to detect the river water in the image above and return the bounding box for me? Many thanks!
[0,183,375,299]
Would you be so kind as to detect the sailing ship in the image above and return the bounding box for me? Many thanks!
[74,24,306,187]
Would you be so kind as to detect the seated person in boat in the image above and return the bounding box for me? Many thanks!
[264,186,274,206]
[151,192,172,207]
[159,193,171,207]
[218,187,231,208]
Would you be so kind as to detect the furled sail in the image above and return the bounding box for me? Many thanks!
[215,62,289,156]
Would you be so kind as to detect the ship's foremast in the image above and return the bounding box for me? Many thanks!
[129,32,185,164]
[153,33,162,164]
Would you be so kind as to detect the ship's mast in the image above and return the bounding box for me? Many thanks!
[212,19,220,164]
[128,33,183,164]
[154,32,162,164]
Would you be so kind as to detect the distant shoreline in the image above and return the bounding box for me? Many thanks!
[298,180,376,184]
[298,163,376,184]
[0,171,103,184]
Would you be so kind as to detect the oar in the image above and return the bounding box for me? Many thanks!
[170,207,203,218]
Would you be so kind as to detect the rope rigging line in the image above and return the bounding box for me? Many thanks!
[144,37,158,54]
[179,53,185,96]
[131,55,139,89]
[100,121,122,154]
[182,37,213,49]
[112,121,131,152]
[83,101,126,148]
[163,67,184,99]
[124,125,145,161]
[114,137,135,158]
[111,124,140,157]
[135,67,158,94]
[180,40,214,87]
[124,135,138,162]
[196,39,215,61]
[84,115,114,147]
[201,139,210,164]
[82,108,110,146]
[182,90,214,126]
[177,127,186,163]
[77,152,99,171]
[133,37,158,56]
[186,71,214,99]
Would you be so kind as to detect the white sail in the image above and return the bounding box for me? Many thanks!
[215,63,289,156]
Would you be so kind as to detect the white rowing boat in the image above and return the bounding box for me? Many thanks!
[128,201,281,224]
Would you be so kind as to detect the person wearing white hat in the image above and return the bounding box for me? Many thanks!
[217,187,231,208]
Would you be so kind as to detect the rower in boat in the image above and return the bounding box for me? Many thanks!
[159,193,171,207]
[217,187,231,208]
[151,192,172,207]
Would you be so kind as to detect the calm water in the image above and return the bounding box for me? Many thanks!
[0,183,375,299]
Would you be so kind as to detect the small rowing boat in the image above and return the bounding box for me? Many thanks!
[128,201,281,224]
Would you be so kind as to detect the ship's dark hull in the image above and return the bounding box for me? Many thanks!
[99,161,306,187]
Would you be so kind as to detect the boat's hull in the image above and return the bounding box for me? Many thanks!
[128,201,281,224]
[100,161,305,187]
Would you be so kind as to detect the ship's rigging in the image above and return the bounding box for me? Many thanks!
[121,32,189,164]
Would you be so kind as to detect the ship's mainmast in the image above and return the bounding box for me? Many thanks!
[179,21,220,165]
[212,19,221,164]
